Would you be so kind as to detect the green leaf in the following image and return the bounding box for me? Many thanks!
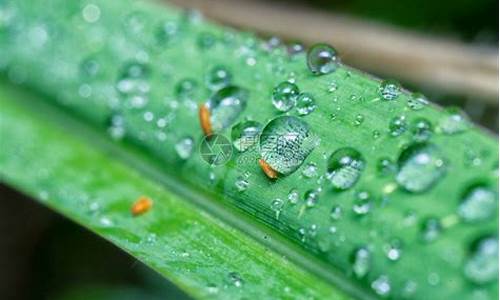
[0,0,497,299]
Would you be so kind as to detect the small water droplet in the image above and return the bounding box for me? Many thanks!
[384,239,402,261]
[407,93,429,110]
[353,114,365,126]
[259,116,317,175]
[464,236,498,284]
[307,43,340,75]
[82,3,101,23]
[371,275,391,297]
[372,130,381,139]
[379,80,401,100]
[327,81,338,93]
[326,147,365,190]
[287,41,305,56]
[304,189,319,207]
[296,93,316,116]
[288,188,300,204]
[116,61,150,109]
[107,114,126,140]
[272,81,299,112]
[330,205,343,220]
[351,247,371,278]
[411,118,433,142]
[389,115,407,137]
[352,191,372,215]
[438,107,469,135]
[227,272,244,288]
[196,31,216,49]
[235,173,250,192]
[175,78,198,100]
[458,185,497,223]
[396,143,446,193]
[231,120,261,152]
[420,217,442,242]
[271,198,285,219]
[302,162,318,178]
[175,136,194,159]
[377,157,396,176]
[206,85,249,131]
[205,65,232,90]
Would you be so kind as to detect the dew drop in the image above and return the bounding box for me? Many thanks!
[259,116,317,175]
[464,236,498,284]
[107,114,126,140]
[326,147,365,190]
[197,31,216,49]
[235,173,250,192]
[307,43,340,75]
[351,247,371,278]
[377,157,396,176]
[389,115,407,137]
[175,78,198,100]
[288,188,300,205]
[411,118,433,142]
[379,80,401,100]
[271,198,285,219]
[353,114,365,127]
[231,120,261,152]
[352,191,372,215]
[371,275,391,297]
[437,107,469,135]
[420,217,442,242]
[302,162,318,178]
[272,81,299,112]
[296,93,316,116]
[384,239,402,261]
[227,272,244,288]
[330,205,343,220]
[458,185,497,223]
[396,143,446,193]
[205,65,232,90]
[407,93,429,110]
[116,61,150,109]
[304,189,319,207]
[206,85,249,131]
[175,136,194,159]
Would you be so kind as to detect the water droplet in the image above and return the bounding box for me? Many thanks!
[154,21,179,47]
[384,239,402,261]
[458,185,497,223]
[396,143,446,193]
[272,81,299,112]
[351,247,371,278]
[371,275,391,297]
[302,162,318,178]
[411,118,433,142]
[379,80,401,100]
[352,191,372,215]
[259,116,317,175]
[175,78,198,100]
[82,3,101,23]
[377,157,396,176]
[175,137,194,159]
[287,41,305,56]
[197,31,216,49]
[330,205,343,220]
[288,188,299,204]
[407,93,429,110]
[296,93,316,116]
[389,115,407,137]
[438,107,469,135]
[206,86,249,131]
[307,43,340,75]
[235,173,250,192]
[304,189,319,207]
[326,147,365,190]
[231,120,261,152]
[205,65,232,90]
[327,81,338,93]
[116,61,150,109]
[107,114,126,140]
[464,236,498,284]
[372,130,381,139]
[353,114,365,126]
[227,272,244,287]
[271,198,285,219]
[420,217,442,242]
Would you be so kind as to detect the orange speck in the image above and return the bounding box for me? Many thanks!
[259,159,278,179]
[131,196,153,216]
[199,104,213,136]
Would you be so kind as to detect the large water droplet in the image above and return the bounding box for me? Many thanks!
[259,116,317,175]
[396,143,446,193]
[296,93,316,116]
[307,43,340,75]
[458,185,497,223]
[205,65,232,90]
[272,81,299,112]
[379,80,401,100]
[438,107,469,135]
[351,247,371,278]
[231,120,261,152]
[464,236,498,284]
[206,85,249,131]
[326,147,365,190]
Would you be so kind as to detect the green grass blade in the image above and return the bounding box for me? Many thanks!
[0,0,498,299]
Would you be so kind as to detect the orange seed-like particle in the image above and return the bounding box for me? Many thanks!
[131,196,153,216]
[259,159,278,179]
[198,104,213,136]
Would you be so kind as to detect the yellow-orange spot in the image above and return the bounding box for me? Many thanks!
[259,159,278,179]
[199,104,213,136]
[131,196,153,216]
